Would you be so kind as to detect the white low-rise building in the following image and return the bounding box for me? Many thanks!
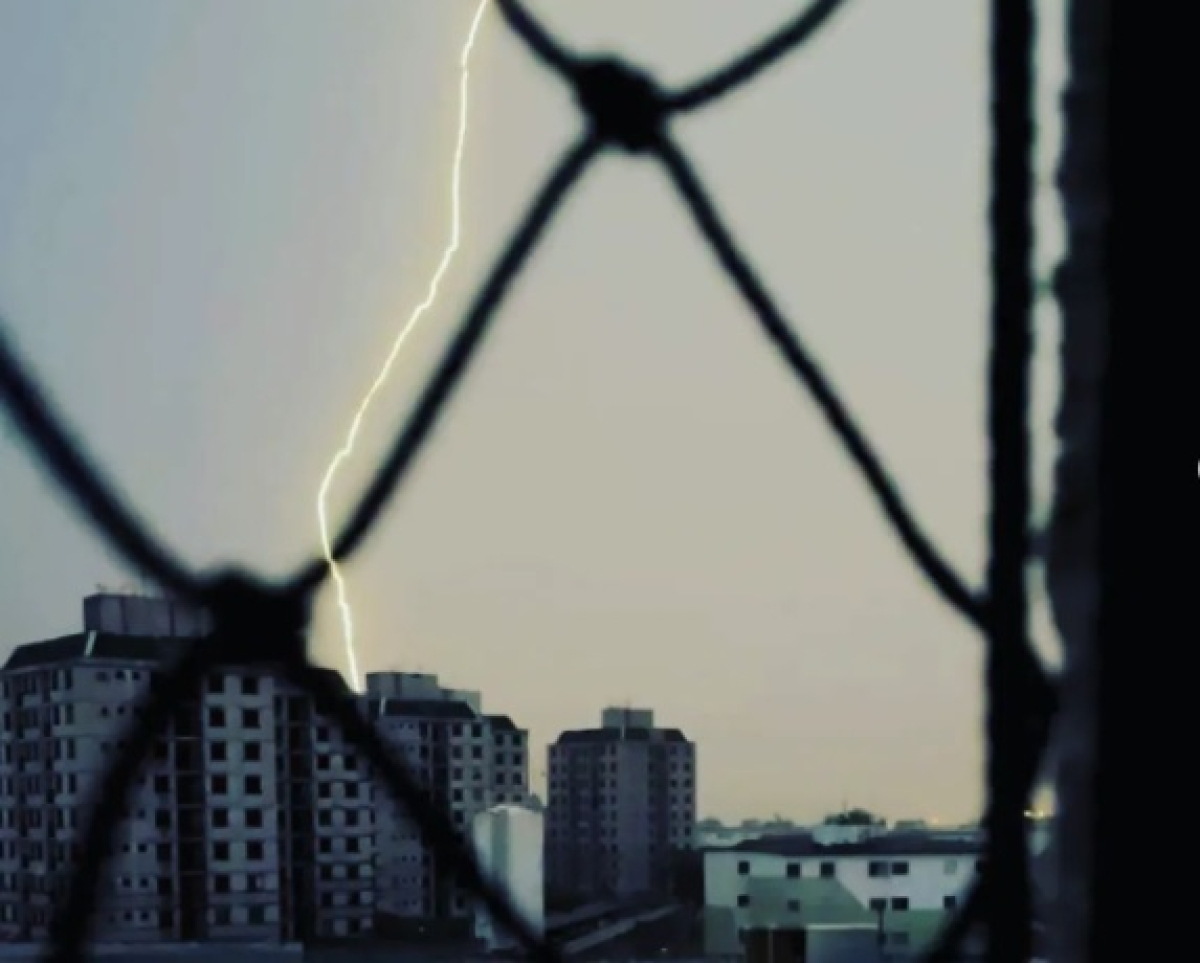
[704,832,984,959]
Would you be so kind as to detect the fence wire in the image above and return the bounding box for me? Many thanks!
[0,1,1058,961]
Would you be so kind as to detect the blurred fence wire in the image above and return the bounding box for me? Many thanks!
[0,2,1057,961]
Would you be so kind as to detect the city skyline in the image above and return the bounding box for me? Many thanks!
[0,0,1068,825]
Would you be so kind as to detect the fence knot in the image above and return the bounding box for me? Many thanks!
[202,569,310,667]
[573,57,666,153]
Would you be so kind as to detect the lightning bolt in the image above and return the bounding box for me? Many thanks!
[317,0,489,692]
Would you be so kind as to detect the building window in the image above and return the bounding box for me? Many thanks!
[819,862,835,878]
[246,809,263,828]
[210,742,227,762]
[243,708,260,728]
[868,860,889,877]
[786,862,800,878]
[208,708,225,728]
[737,860,750,876]
[241,677,258,695]
[891,898,909,912]
[245,775,262,795]
[944,895,958,909]
[869,898,886,913]
[890,861,910,875]
[214,842,230,861]
[247,841,264,860]
[213,809,229,828]
[737,895,750,907]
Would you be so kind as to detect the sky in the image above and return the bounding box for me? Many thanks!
[0,0,1067,824]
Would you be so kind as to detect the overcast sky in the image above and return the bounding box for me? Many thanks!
[0,0,1066,823]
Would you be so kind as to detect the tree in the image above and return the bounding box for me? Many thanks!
[822,808,883,827]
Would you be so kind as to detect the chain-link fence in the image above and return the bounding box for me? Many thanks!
[0,2,1059,961]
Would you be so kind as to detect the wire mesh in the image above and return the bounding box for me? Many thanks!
[0,1,1058,961]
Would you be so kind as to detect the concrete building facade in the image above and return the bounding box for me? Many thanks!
[546,708,695,903]
[365,672,529,925]
[0,594,373,943]
[703,833,984,959]
[471,805,544,952]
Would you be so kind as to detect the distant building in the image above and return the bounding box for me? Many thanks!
[471,805,544,952]
[0,594,373,943]
[546,707,695,902]
[698,820,808,849]
[365,672,529,924]
[703,832,983,960]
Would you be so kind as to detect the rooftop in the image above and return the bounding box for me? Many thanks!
[723,831,983,858]
[4,632,194,670]
[369,698,477,720]
[555,726,691,745]
[2,633,346,691]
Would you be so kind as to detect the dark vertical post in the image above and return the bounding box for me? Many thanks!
[1089,0,1122,959]
[1045,0,1109,960]
[985,0,1036,962]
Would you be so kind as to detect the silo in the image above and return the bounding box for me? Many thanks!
[472,804,545,952]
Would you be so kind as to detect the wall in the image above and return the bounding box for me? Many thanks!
[704,850,981,957]
[471,806,544,952]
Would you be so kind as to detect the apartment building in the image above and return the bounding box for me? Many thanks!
[703,832,985,959]
[546,707,696,902]
[365,672,530,924]
[0,593,373,943]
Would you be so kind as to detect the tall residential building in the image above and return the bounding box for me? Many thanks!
[365,672,530,924]
[546,707,696,902]
[0,594,374,943]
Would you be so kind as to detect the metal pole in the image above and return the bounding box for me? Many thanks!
[985,0,1037,960]
[1045,1,1110,961]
